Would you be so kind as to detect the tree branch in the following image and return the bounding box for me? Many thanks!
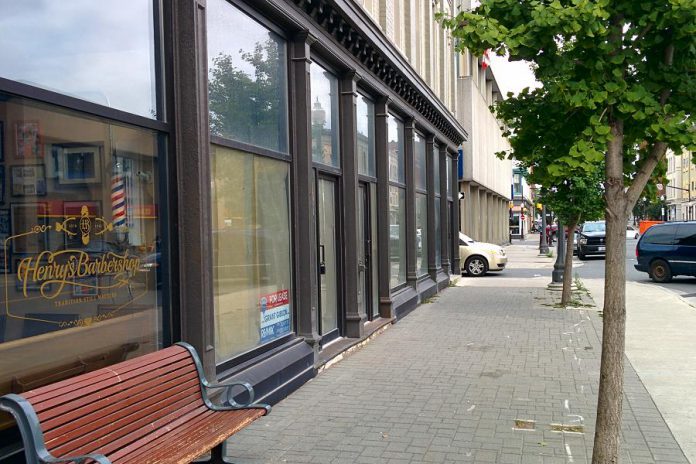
[625,141,669,214]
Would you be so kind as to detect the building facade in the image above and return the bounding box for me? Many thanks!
[666,149,684,221]
[0,0,466,457]
[510,165,534,238]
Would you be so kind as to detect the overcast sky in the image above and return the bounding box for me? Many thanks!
[489,53,541,97]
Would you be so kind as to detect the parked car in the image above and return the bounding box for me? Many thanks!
[634,222,696,283]
[626,225,640,240]
[576,220,606,260]
[459,232,507,277]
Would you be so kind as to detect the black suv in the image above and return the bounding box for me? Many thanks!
[635,222,696,283]
[576,221,606,260]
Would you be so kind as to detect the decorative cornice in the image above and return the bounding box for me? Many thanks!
[291,0,467,146]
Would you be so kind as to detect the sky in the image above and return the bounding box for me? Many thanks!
[489,53,541,97]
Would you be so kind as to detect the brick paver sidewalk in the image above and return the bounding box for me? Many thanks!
[225,283,687,463]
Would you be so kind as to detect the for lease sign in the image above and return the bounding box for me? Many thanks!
[259,289,290,343]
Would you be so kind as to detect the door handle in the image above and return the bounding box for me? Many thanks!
[319,244,326,275]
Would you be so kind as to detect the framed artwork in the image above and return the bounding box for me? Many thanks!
[0,209,10,274]
[0,121,4,161]
[15,121,42,159]
[73,276,99,297]
[63,201,103,251]
[11,165,46,197]
[10,203,48,254]
[58,145,101,184]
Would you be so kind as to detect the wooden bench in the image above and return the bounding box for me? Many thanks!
[0,342,270,464]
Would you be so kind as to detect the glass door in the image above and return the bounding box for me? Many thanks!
[317,178,339,341]
[357,183,374,320]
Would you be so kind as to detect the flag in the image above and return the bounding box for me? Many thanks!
[481,49,491,70]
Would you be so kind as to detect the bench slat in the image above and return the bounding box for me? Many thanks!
[113,409,265,464]
[37,358,196,425]
[31,352,192,415]
[45,379,200,452]
[24,347,189,404]
[101,403,213,462]
[50,389,202,458]
[42,368,199,440]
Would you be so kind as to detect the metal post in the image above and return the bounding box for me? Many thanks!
[539,205,549,255]
[552,219,565,283]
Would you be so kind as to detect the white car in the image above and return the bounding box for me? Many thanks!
[459,232,507,277]
[626,225,639,240]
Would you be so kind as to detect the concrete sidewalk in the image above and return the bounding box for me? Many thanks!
[584,278,696,463]
[223,242,687,463]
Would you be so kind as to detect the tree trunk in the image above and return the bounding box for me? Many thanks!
[561,220,577,306]
[592,120,627,464]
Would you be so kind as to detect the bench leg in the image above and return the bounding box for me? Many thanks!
[207,442,230,464]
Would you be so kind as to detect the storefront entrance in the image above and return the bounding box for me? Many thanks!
[317,177,340,343]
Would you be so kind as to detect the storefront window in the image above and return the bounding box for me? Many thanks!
[210,146,292,361]
[357,95,376,177]
[387,115,405,184]
[207,0,289,153]
[416,194,428,276]
[310,64,340,167]
[414,132,426,191]
[0,93,163,413]
[389,186,406,288]
[0,1,159,119]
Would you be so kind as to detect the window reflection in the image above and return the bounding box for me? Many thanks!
[0,1,158,118]
[388,115,405,184]
[0,93,163,423]
[414,133,426,191]
[310,64,340,167]
[207,0,289,153]
[357,95,376,177]
[389,186,406,288]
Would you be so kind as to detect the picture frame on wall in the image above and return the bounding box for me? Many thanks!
[0,209,10,274]
[11,165,47,197]
[57,145,102,184]
[72,276,99,297]
[10,202,48,254]
[15,121,42,159]
[0,121,4,162]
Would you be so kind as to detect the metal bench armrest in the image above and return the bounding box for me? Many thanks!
[0,394,112,464]
[175,342,271,414]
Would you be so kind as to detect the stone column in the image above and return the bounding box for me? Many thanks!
[290,32,321,349]
[340,71,364,338]
[375,97,394,319]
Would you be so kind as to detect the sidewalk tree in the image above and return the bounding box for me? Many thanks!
[440,2,696,462]
[538,174,605,306]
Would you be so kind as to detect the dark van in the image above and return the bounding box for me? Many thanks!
[635,222,696,283]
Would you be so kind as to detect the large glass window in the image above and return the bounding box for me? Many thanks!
[434,145,442,268]
[0,1,158,119]
[389,186,406,288]
[416,194,429,276]
[414,132,427,190]
[357,95,376,177]
[388,115,405,184]
[0,93,164,415]
[310,64,340,167]
[210,147,292,360]
[207,0,288,153]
